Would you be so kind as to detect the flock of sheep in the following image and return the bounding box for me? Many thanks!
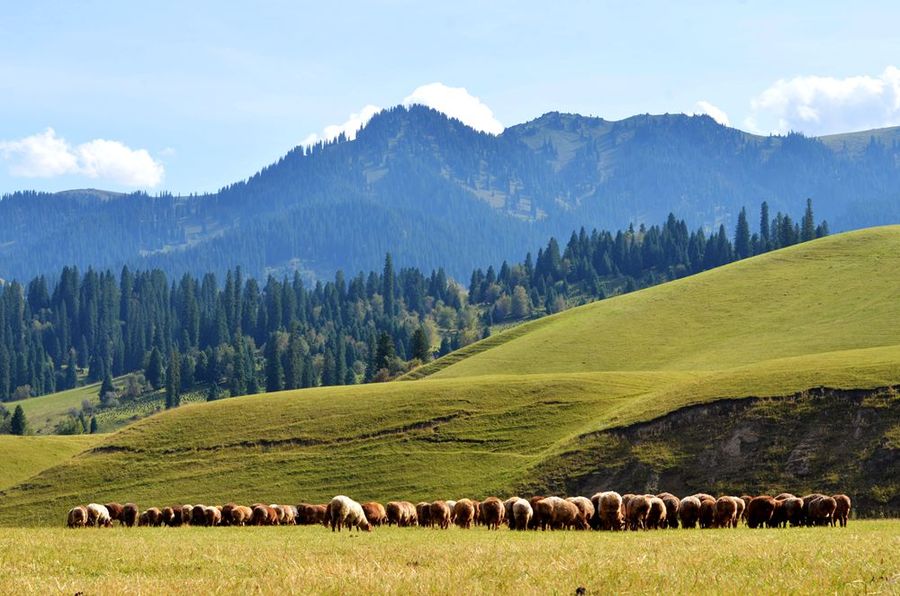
[66,491,852,532]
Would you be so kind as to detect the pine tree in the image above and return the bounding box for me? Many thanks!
[759,201,770,253]
[264,333,283,392]
[382,254,395,317]
[0,345,10,402]
[801,198,816,242]
[165,348,181,408]
[145,347,164,390]
[99,373,115,397]
[10,405,27,435]
[411,327,430,362]
[89,416,98,434]
[65,352,78,390]
[375,331,396,372]
[734,207,751,259]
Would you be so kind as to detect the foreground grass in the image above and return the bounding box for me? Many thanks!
[0,522,897,595]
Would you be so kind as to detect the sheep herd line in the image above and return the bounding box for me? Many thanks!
[66,491,852,532]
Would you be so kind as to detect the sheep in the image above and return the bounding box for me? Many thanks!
[527,496,545,530]
[807,496,837,526]
[714,497,738,529]
[739,495,754,524]
[624,495,651,531]
[87,503,112,528]
[204,506,222,527]
[657,493,680,529]
[386,502,404,527]
[692,493,715,502]
[832,494,851,527]
[121,503,139,528]
[231,505,254,526]
[596,491,624,531]
[415,502,432,527]
[429,501,452,529]
[296,503,328,526]
[732,497,745,528]
[768,499,787,528]
[400,501,418,526]
[139,507,163,527]
[220,503,238,526]
[800,494,826,526]
[698,497,716,529]
[503,497,519,529]
[445,500,457,515]
[472,500,482,526]
[481,497,506,530]
[251,505,271,526]
[645,496,667,530]
[746,496,776,529]
[191,505,208,526]
[453,499,475,529]
[105,502,125,525]
[534,497,585,531]
[181,505,194,526]
[361,502,387,527]
[774,493,796,501]
[678,496,701,529]
[67,506,88,528]
[566,496,595,530]
[783,497,805,527]
[329,495,372,532]
[512,498,533,531]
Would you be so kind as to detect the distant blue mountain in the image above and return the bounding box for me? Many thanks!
[1,105,898,280]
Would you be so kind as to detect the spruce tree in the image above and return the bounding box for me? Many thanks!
[759,201,770,253]
[99,373,115,398]
[0,346,9,402]
[801,198,816,242]
[10,405,27,435]
[65,352,78,390]
[411,327,430,362]
[89,416,98,434]
[264,333,284,392]
[382,253,395,317]
[734,207,751,259]
[165,348,181,408]
[145,347,164,390]
[375,331,396,372]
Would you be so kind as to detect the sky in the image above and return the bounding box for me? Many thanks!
[2,1,899,194]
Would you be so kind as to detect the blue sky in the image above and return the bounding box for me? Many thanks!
[2,1,899,194]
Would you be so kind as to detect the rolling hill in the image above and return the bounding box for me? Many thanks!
[2,107,900,281]
[0,226,898,525]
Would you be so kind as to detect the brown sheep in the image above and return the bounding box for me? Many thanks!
[657,493,680,529]
[430,501,452,529]
[774,493,796,501]
[699,497,716,529]
[746,496,776,528]
[645,496,667,530]
[204,506,222,527]
[122,503,139,528]
[296,503,328,526]
[625,494,651,531]
[180,505,193,526]
[539,497,586,530]
[191,505,208,526]
[400,501,418,526]
[67,506,88,528]
[527,496,545,530]
[566,496,595,530]
[714,497,738,529]
[800,494,826,525]
[251,505,270,526]
[161,507,175,527]
[231,505,253,526]
[453,499,475,529]
[361,502,387,527]
[472,500,482,526]
[783,497,805,527]
[481,497,506,530]
[678,496,701,529]
[220,503,238,526]
[416,502,432,528]
[105,502,125,525]
[385,501,404,526]
[808,496,837,526]
[832,494,851,527]
[692,493,715,502]
[739,495,754,524]
[768,499,787,528]
[139,507,163,527]
[596,492,624,531]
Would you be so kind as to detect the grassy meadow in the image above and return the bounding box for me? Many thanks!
[0,227,898,526]
[0,435,100,491]
[1,522,897,595]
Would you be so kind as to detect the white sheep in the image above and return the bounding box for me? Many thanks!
[328,495,372,532]
[512,498,533,531]
[86,503,112,527]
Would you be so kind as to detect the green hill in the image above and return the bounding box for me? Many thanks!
[1,227,898,525]
[0,435,100,491]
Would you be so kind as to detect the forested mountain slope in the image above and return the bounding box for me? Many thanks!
[2,107,899,280]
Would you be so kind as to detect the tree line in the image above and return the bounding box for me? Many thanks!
[0,200,826,425]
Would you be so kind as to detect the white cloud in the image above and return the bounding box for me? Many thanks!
[693,100,731,126]
[301,104,382,146]
[403,83,504,134]
[0,128,164,187]
[747,66,900,135]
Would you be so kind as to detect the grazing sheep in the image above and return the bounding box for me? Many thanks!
[783,497,805,527]
[746,496,777,529]
[645,496,667,530]
[67,506,88,528]
[139,507,163,527]
[657,493,680,529]
[205,506,222,527]
[800,494,826,526]
[220,503,238,526]
[566,496,595,530]
[190,505,207,526]
[400,501,418,527]
[121,503,139,528]
[503,497,519,529]
[739,495,754,524]
[453,499,475,529]
[596,492,624,531]
[232,505,254,526]
[678,496,702,529]
[472,500,482,526]
[87,503,112,528]
[768,499,787,528]
[808,496,837,526]
[251,505,271,526]
[415,502,432,527]
[527,496,545,530]
[445,500,457,515]
[714,497,738,529]
[296,503,328,526]
[832,494,851,527]
[774,493,796,501]
[698,497,716,529]
[329,495,372,532]
[625,495,651,531]
[386,502,404,527]
[512,498,533,531]
[534,497,585,531]
[181,505,194,526]
[361,502,387,527]
[105,502,125,525]
[429,501,452,529]
[481,497,506,530]
[732,497,745,528]
[692,493,715,502]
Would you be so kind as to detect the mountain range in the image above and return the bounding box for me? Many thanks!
[1,105,899,281]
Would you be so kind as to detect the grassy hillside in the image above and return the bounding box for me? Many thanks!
[1,227,898,525]
[0,435,100,491]
[12,382,102,434]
